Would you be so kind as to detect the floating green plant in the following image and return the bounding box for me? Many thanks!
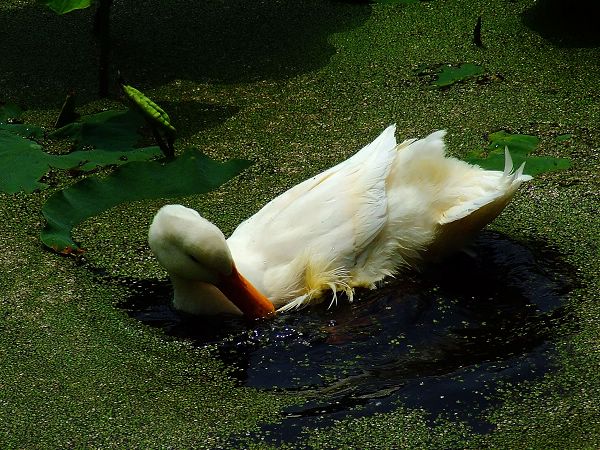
[431,63,483,87]
[465,131,571,176]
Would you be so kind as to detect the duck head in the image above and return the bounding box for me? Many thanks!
[148,205,275,319]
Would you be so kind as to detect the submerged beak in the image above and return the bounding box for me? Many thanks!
[217,266,275,319]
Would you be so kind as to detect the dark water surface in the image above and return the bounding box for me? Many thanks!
[120,231,573,441]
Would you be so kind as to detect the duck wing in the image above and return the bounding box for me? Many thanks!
[228,125,400,297]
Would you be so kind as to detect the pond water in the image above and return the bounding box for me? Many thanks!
[120,231,573,442]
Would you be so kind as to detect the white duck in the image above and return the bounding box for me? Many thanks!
[148,125,531,319]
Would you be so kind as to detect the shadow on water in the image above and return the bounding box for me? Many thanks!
[111,0,371,85]
[522,0,600,48]
[156,100,240,140]
[0,1,371,106]
[120,231,574,442]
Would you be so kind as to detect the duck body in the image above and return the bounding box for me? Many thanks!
[148,125,531,318]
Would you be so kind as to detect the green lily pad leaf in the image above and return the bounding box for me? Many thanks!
[487,130,539,158]
[0,130,53,193]
[49,146,163,171]
[0,103,23,123]
[465,131,571,176]
[517,156,571,175]
[50,109,145,151]
[41,149,252,253]
[122,85,176,135]
[67,146,163,171]
[470,153,570,176]
[0,127,160,193]
[483,130,540,169]
[432,63,483,87]
[0,123,44,139]
[38,0,93,14]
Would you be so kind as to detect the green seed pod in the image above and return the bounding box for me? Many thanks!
[122,84,176,135]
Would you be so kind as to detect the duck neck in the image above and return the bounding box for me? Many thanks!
[170,275,242,316]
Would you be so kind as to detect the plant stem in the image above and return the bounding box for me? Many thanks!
[93,0,114,97]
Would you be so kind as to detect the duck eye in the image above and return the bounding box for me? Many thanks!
[189,254,201,264]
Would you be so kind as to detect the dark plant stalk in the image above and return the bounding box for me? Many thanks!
[54,91,80,128]
[149,126,175,160]
[473,16,484,48]
[93,0,114,97]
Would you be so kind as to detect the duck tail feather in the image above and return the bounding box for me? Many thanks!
[515,161,529,181]
[503,146,513,177]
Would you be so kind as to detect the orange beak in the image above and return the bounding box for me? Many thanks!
[216,265,275,319]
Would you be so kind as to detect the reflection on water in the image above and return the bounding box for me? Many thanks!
[120,231,572,439]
